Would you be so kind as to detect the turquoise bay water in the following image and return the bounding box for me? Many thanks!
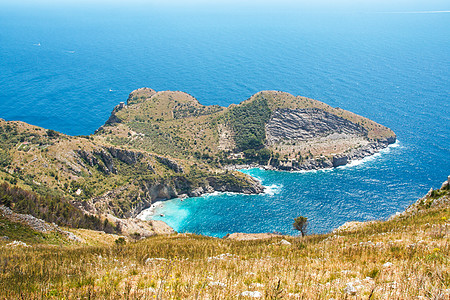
[1,5,449,236]
[147,142,427,237]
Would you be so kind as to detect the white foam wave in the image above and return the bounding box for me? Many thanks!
[387,139,401,149]
[338,152,382,169]
[183,190,254,200]
[337,140,401,170]
[204,191,224,197]
[292,167,334,174]
[136,201,165,220]
[264,184,283,195]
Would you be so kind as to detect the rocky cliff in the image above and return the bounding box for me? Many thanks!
[263,107,396,171]
[266,108,368,143]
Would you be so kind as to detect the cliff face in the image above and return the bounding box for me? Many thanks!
[263,107,391,171]
[83,171,264,218]
[266,108,368,143]
[261,108,395,171]
[73,146,264,218]
[271,138,395,171]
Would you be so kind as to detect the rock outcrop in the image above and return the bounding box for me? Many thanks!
[77,149,117,175]
[107,147,143,165]
[390,176,450,220]
[106,214,174,238]
[268,138,395,172]
[155,156,183,173]
[263,107,396,171]
[266,108,367,143]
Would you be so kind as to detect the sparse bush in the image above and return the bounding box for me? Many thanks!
[367,268,380,278]
[46,129,59,137]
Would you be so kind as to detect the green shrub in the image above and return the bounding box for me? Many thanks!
[227,95,271,151]
[115,237,127,246]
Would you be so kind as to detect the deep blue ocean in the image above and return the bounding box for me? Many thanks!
[1,4,449,237]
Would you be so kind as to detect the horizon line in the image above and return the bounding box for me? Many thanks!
[379,10,450,14]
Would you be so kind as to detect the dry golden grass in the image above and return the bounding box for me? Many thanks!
[0,193,448,299]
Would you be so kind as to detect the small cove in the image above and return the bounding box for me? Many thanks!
[1,7,448,237]
[141,141,429,237]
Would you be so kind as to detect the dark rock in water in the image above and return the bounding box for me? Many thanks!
[206,175,264,194]
[332,156,348,168]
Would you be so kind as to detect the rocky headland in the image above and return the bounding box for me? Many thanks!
[0,88,395,237]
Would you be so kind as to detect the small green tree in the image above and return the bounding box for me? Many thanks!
[46,129,59,138]
[115,237,126,246]
[293,216,308,237]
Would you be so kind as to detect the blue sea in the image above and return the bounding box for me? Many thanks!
[1,3,449,237]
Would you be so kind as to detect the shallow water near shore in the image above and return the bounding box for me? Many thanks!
[1,5,449,236]
[145,141,432,237]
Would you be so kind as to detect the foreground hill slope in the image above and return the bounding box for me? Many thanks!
[0,178,448,299]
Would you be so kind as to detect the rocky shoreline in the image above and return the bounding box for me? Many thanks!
[80,171,265,221]
[225,137,396,172]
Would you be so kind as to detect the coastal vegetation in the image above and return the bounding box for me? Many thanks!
[0,182,116,233]
[101,88,395,169]
[227,93,271,151]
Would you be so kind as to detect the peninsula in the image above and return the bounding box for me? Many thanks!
[0,88,396,236]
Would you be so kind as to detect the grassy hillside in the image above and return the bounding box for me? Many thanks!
[0,180,448,299]
[0,118,261,223]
